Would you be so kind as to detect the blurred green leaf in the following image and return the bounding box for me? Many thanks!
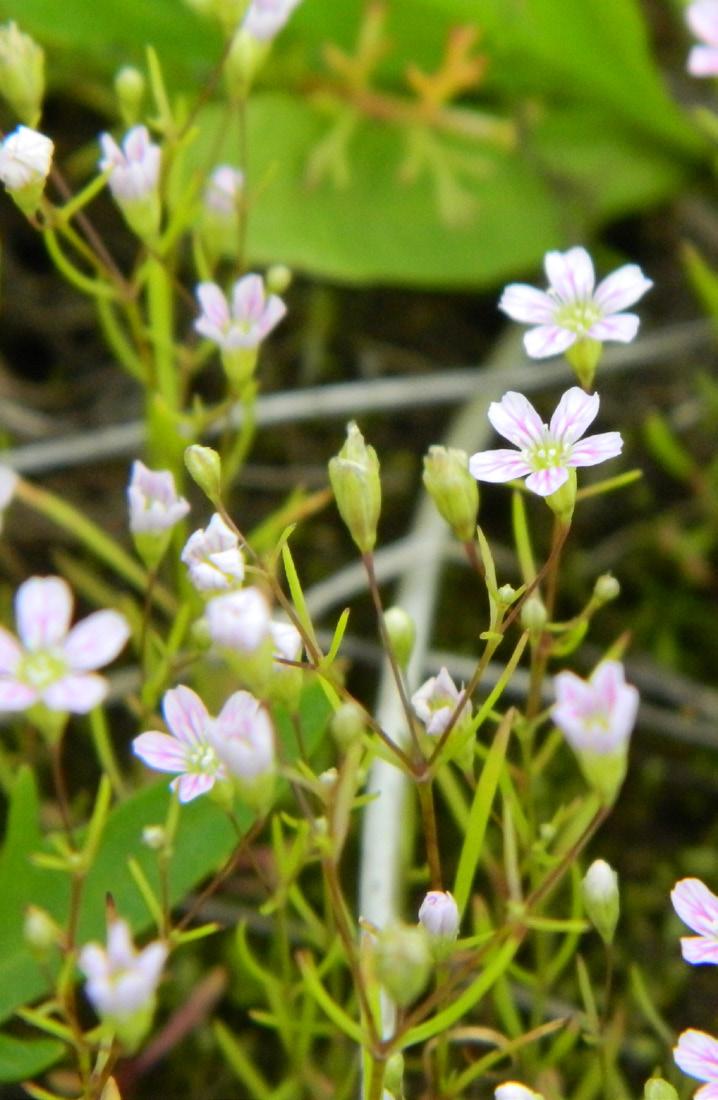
[0,1033,65,1083]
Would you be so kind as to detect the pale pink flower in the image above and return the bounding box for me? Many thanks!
[0,576,130,713]
[242,0,303,40]
[209,690,275,780]
[133,685,227,803]
[468,387,622,497]
[206,586,271,651]
[671,878,718,965]
[99,125,160,203]
[204,165,244,216]
[551,661,639,755]
[79,917,167,1022]
[127,461,190,535]
[495,1085,543,1100]
[0,125,53,193]
[269,618,302,661]
[674,1029,718,1099]
[411,667,469,737]
[418,891,459,939]
[687,2,718,77]
[181,513,245,593]
[194,275,286,351]
[499,247,652,359]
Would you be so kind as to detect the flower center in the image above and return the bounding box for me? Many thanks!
[553,298,602,335]
[20,649,67,690]
[524,433,570,472]
[187,741,220,775]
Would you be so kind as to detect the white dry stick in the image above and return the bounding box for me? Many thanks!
[357,332,523,1094]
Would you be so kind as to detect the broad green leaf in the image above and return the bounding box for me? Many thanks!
[0,1034,65,1083]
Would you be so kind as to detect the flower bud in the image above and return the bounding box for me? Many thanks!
[24,906,61,953]
[384,1053,404,1096]
[328,422,381,554]
[0,126,53,216]
[497,583,517,606]
[545,467,577,525]
[520,595,547,636]
[495,1084,544,1100]
[266,263,292,295]
[566,336,602,391]
[582,859,619,945]
[225,27,270,98]
[142,825,167,851]
[594,573,620,604]
[331,702,366,750]
[418,891,459,957]
[115,66,146,128]
[0,23,45,127]
[373,923,432,1007]
[100,1079,122,1100]
[422,446,479,541]
[184,444,223,505]
[384,606,415,670]
[643,1080,678,1100]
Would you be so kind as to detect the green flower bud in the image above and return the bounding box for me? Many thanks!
[331,702,366,750]
[142,825,167,851]
[594,573,620,604]
[545,467,576,525]
[0,23,45,127]
[373,923,432,1007]
[384,1053,405,1096]
[582,859,619,945]
[328,422,381,554]
[266,263,292,295]
[520,595,547,636]
[24,906,61,953]
[643,1080,678,1100]
[422,446,479,541]
[225,27,270,97]
[566,337,602,391]
[115,66,146,128]
[384,606,415,670]
[185,444,223,505]
[497,583,517,606]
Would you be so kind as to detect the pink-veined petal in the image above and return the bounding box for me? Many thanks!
[468,449,532,484]
[588,312,640,344]
[43,673,108,713]
[488,392,544,448]
[688,1,718,48]
[0,678,37,710]
[0,626,22,674]
[64,611,130,671]
[672,878,718,938]
[232,273,265,320]
[498,284,555,324]
[688,44,718,75]
[674,1029,718,1083]
[16,576,73,650]
[255,294,287,338]
[172,772,216,802]
[524,466,569,497]
[696,1084,718,1100]
[544,247,595,302]
[162,685,209,745]
[196,282,229,329]
[523,324,576,359]
[567,431,623,469]
[681,937,718,965]
[549,387,599,444]
[133,731,188,774]
[593,264,653,314]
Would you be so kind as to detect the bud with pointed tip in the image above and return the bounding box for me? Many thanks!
[582,859,619,945]
[643,1080,678,1100]
[328,422,381,554]
[0,23,45,127]
[422,446,479,541]
[185,444,223,506]
[373,922,432,1007]
[418,890,459,958]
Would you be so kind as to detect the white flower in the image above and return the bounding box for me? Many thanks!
[551,661,639,756]
[495,1085,544,1100]
[209,689,275,780]
[499,246,652,359]
[194,274,286,351]
[127,460,190,535]
[242,0,303,41]
[0,125,53,192]
[418,891,459,939]
[468,387,622,498]
[204,165,244,216]
[181,514,245,593]
[411,667,469,737]
[206,586,271,651]
[686,2,718,77]
[269,618,302,661]
[79,917,167,1022]
[133,685,227,803]
[0,576,130,714]
[99,125,160,204]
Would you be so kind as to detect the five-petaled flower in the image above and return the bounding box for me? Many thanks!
[195,274,286,352]
[181,513,245,593]
[686,2,718,77]
[79,916,167,1023]
[209,689,275,782]
[206,586,271,652]
[411,667,470,738]
[552,661,638,756]
[0,576,130,714]
[671,878,718,965]
[133,684,228,803]
[468,387,622,498]
[204,165,244,216]
[127,460,190,535]
[499,246,652,360]
[674,1029,718,1099]
[242,0,303,40]
[99,125,160,204]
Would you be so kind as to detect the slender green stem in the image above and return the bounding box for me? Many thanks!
[416,778,442,889]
